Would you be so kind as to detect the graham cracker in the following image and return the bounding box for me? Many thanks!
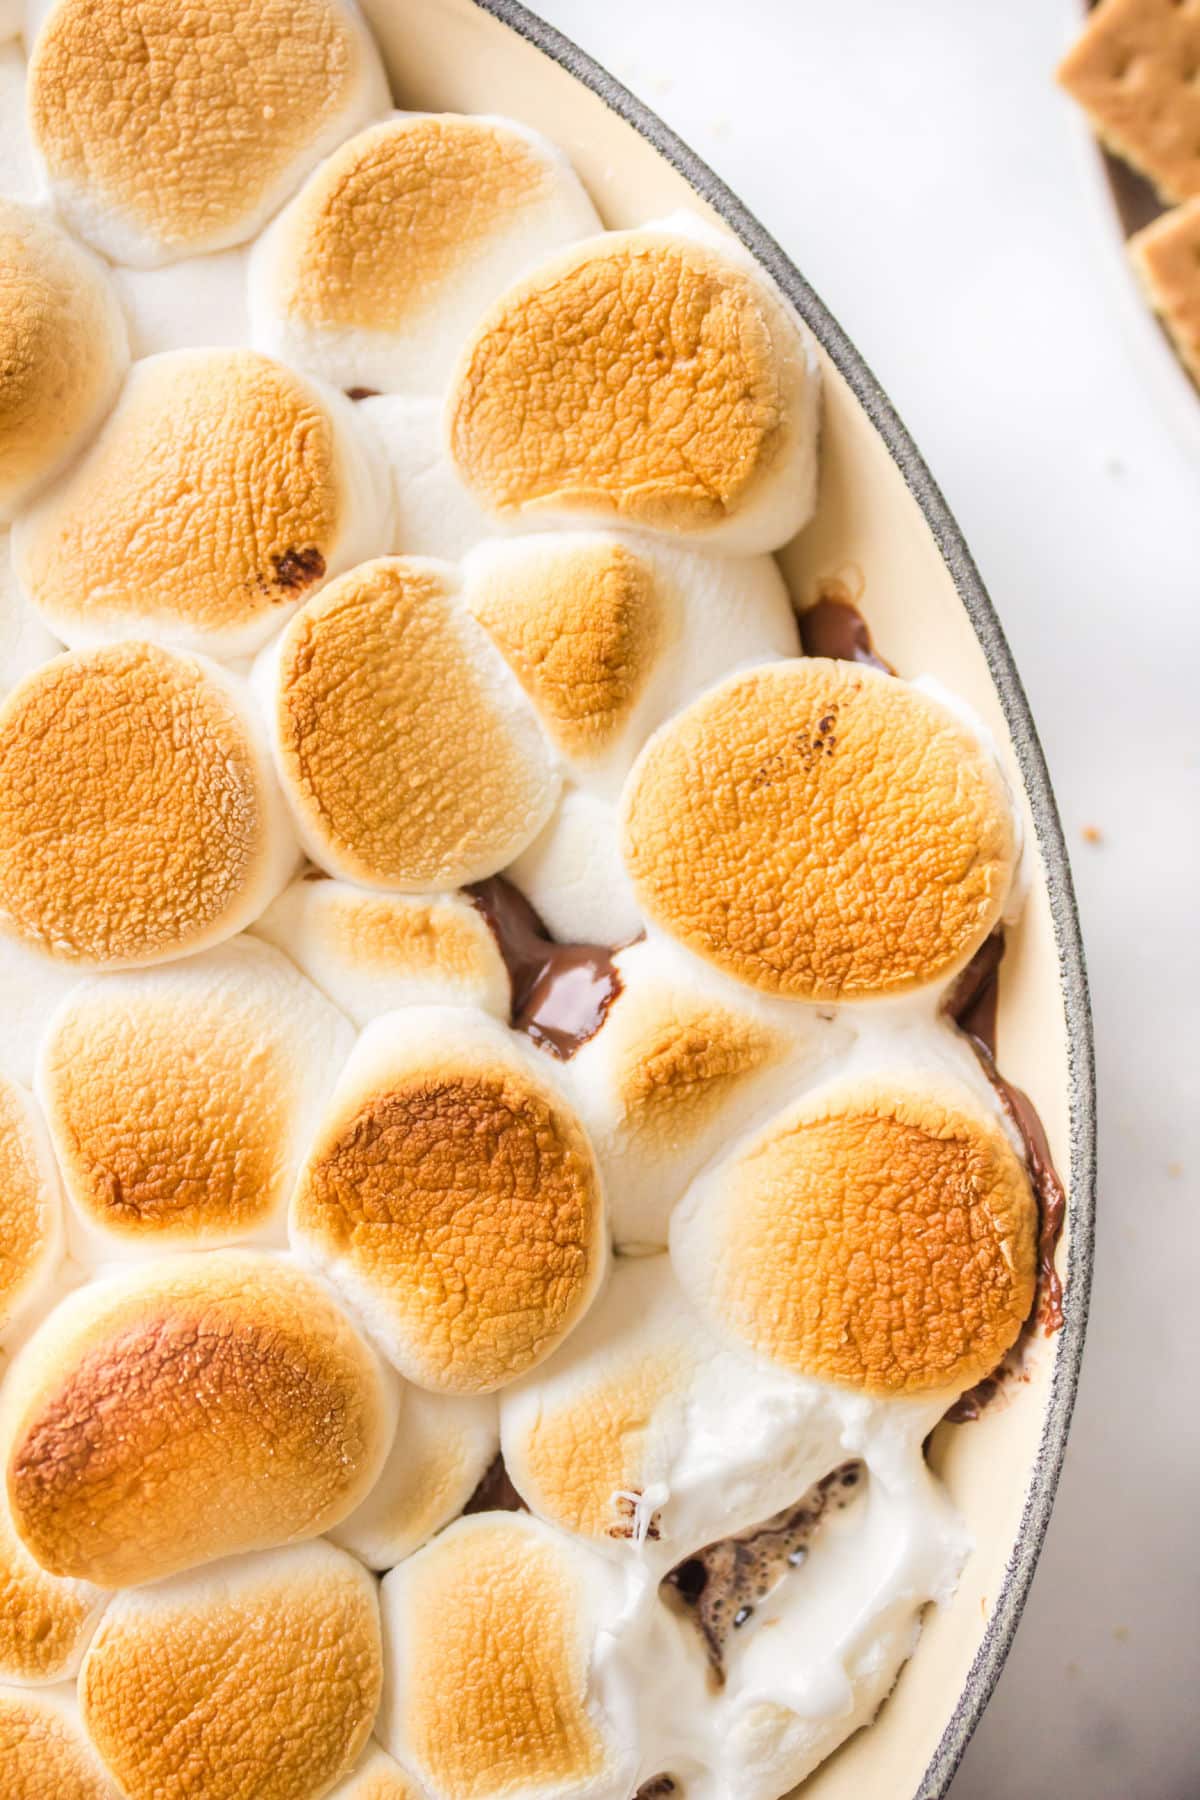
[1130,198,1200,380]
[1058,0,1200,204]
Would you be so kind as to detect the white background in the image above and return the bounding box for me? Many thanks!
[533,2,1199,1795]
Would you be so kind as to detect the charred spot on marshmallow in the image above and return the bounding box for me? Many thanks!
[0,1076,59,1335]
[466,539,664,761]
[79,1543,380,1800]
[0,1691,117,1800]
[271,558,558,890]
[0,645,274,968]
[622,660,1017,1001]
[269,116,559,333]
[27,0,383,262]
[0,200,127,519]
[292,1031,604,1394]
[37,943,353,1249]
[671,1081,1038,1395]
[448,231,804,535]
[16,351,346,651]
[5,1253,392,1586]
[381,1515,611,1798]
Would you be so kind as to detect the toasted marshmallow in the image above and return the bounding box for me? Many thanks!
[14,350,387,658]
[0,1075,61,1343]
[79,1543,381,1800]
[251,112,600,395]
[26,0,389,266]
[0,644,297,968]
[0,531,58,702]
[621,659,1018,1002]
[0,200,127,521]
[254,875,510,1026]
[507,790,643,947]
[446,217,820,553]
[290,1007,607,1394]
[671,1076,1038,1397]
[501,1254,871,1567]
[114,248,251,357]
[0,1490,106,1685]
[261,557,558,890]
[330,1744,425,1800]
[359,395,497,560]
[3,1250,397,1585]
[36,940,354,1260]
[0,1688,119,1799]
[332,1386,498,1570]
[561,937,849,1250]
[0,45,41,205]
[464,533,798,796]
[379,1513,640,1800]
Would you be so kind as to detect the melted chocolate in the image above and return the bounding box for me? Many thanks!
[468,875,627,1059]
[945,931,1067,1340]
[344,386,381,401]
[798,586,893,674]
[663,1463,864,1679]
[633,1781,677,1799]
[462,1454,528,1517]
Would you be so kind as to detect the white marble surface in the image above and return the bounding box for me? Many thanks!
[532,1,1199,1794]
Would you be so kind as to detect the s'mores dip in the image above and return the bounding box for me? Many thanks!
[0,5,1066,1797]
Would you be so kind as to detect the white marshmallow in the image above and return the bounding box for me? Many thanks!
[0,44,40,203]
[358,394,498,560]
[0,529,58,702]
[507,790,644,948]
[114,248,251,358]
[332,1385,499,1571]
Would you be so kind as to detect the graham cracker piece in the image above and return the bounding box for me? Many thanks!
[1130,198,1200,379]
[1058,0,1200,204]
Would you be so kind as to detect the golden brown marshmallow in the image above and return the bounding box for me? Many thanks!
[670,1078,1038,1396]
[27,0,388,264]
[0,201,127,521]
[4,1251,396,1586]
[621,660,1017,1001]
[36,940,354,1254]
[14,350,382,658]
[79,1543,381,1800]
[0,1689,119,1800]
[0,643,295,968]
[446,223,819,552]
[264,558,558,890]
[379,1513,637,1800]
[290,1009,606,1394]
